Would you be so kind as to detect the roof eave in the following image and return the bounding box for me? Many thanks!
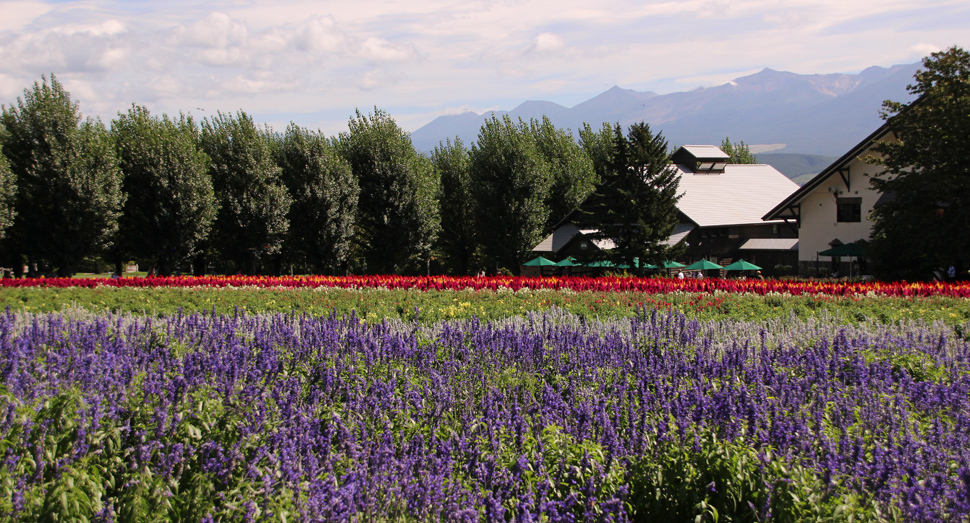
[762,119,895,221]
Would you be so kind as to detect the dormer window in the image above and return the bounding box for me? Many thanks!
[672,145,730,174]
[696,161,728,172]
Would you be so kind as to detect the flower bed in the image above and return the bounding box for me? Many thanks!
[3,274,970,297]
[1,308,967,521]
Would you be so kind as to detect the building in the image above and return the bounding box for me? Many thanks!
[762,122,893,276]
[533,145,800,275]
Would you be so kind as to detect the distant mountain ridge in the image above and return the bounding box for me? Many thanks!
[757,153,839,185]
[411,62,920,157]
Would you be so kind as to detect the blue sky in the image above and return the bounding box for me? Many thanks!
[1,0,968,136]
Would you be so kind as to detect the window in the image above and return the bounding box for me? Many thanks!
[837,197,862,222]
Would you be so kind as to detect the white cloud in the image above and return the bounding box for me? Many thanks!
[216,73,302,95]
[290,16,346,53]
[52,18,127,37]
[0,0,968,135]
[175,12,248,49]
[528,78,569,92]
[0,22,132,74]
[529,32,565,54]
[351,68,408,91]
[0,1,53,32]
[143,75,182,100]
[910,43,941,57]
[357,37,417,63]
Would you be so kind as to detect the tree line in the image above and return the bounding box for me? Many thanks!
[0,75,701,277]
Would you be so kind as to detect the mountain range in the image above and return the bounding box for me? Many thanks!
[410,61,921,168]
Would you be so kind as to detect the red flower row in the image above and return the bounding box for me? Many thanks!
[2,275,968,297]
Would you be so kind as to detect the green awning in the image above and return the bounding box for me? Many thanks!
[686,259,723,271]
[523,256,557,267]
[723,259,762,271]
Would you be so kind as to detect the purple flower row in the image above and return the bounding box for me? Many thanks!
[0,307,968,521]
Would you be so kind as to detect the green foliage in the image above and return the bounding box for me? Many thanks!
[5,287,970,327]
[495,425,627,521]
[432,138,479,275]
[470,115,552,274]
[0,153,14,240]
[0,74,125,277]
[272,123,359,274]
[337,108,440,275]
[529,116,598,230]
[627,431,876,522]
[579,122,618,180]
[869,46,970,280]
[720,137,758,164]
[112,105,217,276]
[579,122,682,272]
[0,382,278,522]
[200,111,292,275]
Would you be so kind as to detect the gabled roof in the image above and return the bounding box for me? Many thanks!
[675,163,799,227]
[673,145,730,162]
[533,223,692,254]
[547,147,798,234]
[666,223,695,245]
[762,117,894,221]
[532,222,581,252]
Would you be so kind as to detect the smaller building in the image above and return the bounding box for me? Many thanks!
[762,122,893,276]
[534,145,800,275]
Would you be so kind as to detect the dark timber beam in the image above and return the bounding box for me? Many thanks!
[837,167,850,191]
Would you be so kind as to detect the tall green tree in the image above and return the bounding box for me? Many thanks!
[579,122,682,272]
[579,122,620,179]
[0,75,125,276]
[529,116,598,231]
[200,111,291,275]
[0,153,14,242]
[869,46,970,280]
[273,123,359,274]
[432,137,478,275]
[720,137,757,164]
[112,105,217,276]
[469,114,552,274]
[337,108,439,275]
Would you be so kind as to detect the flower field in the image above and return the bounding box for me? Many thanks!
[0,277,969,521]
[3,274,970,298]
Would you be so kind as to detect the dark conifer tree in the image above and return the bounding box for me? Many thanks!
[579,122,682,273]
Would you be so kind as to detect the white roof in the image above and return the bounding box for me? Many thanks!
[578,228,617,250]
[533,222,581,252]
[739,238,799,251]
[679,145,730,160]
[534,222,683,253]
[674,163,798,227]
[664,223,695,246]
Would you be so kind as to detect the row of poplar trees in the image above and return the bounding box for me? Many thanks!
[0,75,682,277]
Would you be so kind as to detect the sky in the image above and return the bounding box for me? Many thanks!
[1,0,968,137]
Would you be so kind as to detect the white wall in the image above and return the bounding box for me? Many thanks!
[797,134,894,263]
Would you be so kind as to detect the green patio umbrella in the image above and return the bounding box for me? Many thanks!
[723,259,762,271]
[523,256,557,267]
[662,260,686,268]
[686,259,723,271]
[555,257,579,267]
[587,260,615,268]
